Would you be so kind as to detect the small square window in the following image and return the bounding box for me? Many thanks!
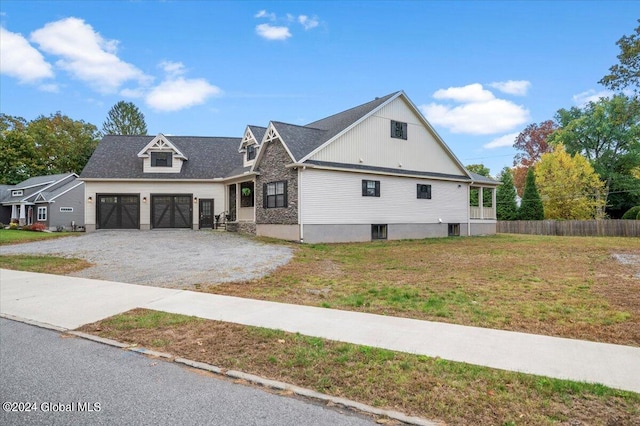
[391,120,407,140]
[151,152,172,167]
[372,224,387,240]
[362,180,380,197]
[448,223,460,237]
[417,184,432,199]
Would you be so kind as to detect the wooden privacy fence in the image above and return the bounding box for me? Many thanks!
[497,220,640,237]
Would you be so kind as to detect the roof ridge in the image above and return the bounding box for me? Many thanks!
[305,91,400,126]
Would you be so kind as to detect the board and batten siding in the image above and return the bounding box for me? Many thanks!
[141,156,184,174]
[84,181,225,230]
[300,168,467,225]
[309,97,465,177]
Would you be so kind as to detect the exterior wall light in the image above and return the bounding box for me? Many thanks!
[142,197,147,203]
[194,197,198,203]
[87,196,93,203]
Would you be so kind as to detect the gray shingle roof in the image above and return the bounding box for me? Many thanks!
[467,171,500,185]
[306,160,471,181]
[37,179,84,202]
[80,135,242,180]
[248,126,267,144]
[271,122,327,161]
[1,173,77,204]
[14,173,70,189]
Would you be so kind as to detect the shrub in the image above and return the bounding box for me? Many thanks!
[23,223,47,232]
[621,206,640,219]
[9,222,19,230]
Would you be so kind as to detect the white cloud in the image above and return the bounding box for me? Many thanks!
[489,80,531,96]
[483,132,520,149]
[298,15,319,30]
[255,10,276,21]
[146,77,221,112]
[29,17,149,93]
[159,60,186,78]
[421,83,530,135]
[572,89,612,105]
[0,26,54,83]
[255,23,292,41]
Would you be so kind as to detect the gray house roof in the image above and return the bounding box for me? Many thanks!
[248,126,267,144]
[468,172,500,186]
[1,173,78,205]
[81,135,242,180]
[36,179,84,202]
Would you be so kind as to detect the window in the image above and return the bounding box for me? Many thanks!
[391,120,407,140]
[246,145,256,161]
[362,180,380,197]
[263,181,287,208]
[448,223,460,237]
[11,190,23,197]
[240,182,254,207]
[417,184,432,199]
[59,207,74,213]
[372,224,387,240]
[151,152,172,167]
[37,206,47,221]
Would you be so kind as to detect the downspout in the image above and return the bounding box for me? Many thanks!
[298,166,304,243]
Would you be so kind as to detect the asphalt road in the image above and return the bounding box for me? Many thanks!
[0,319,376,426]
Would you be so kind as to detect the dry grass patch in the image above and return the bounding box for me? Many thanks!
[205,235,640,346]
[0,255,91,274]
[79,309,640,426]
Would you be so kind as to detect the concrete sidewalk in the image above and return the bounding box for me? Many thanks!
[2,269,639,393]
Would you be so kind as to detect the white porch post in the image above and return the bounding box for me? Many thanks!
[11,204,17,221]
[19,203,26,225]
[479,187,484,219]
[492,187,497,219]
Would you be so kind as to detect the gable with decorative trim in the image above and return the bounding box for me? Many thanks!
[137,134,187,174]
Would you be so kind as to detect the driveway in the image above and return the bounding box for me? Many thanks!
[1,230,294,288]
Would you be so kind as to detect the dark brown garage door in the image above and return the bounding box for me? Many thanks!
[151,195,192,229]
[97,195,140,229]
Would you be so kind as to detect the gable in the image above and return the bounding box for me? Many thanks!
[137,134,187,174]
[307,95,468,178]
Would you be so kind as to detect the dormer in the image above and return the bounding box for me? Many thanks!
[137,134,187,174]
[239,126,265,167]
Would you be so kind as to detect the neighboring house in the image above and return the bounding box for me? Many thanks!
[80,91,499,242]
[0,173,85,230]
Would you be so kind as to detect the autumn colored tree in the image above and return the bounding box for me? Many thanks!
[535,144,606,219]
[518,168,544,220]
[599,19,640,94]
[0,114,37,184]
[550,95,640,217]
[512,120,558,195]
[496,167,518,220]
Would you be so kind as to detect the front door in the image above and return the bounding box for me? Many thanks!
[199,199,214,229]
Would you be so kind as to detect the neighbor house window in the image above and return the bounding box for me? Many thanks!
[246,145,256,161]
[264,181,287,208]
[372,224,387,240]
[362,180,380,197]
[37,206,47,221]
[151,152,172,167]
[448,223,460,237]
[417,184,432,199]
[60,207,74,213]
[391,120,407,140]
[11,190,23,197]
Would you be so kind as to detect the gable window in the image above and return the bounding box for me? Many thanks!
[37,206,47,221]
[391,120,407,140]
[11,190,23,197]
[372,224,387,240]
[246,145,256,161]
[264,181,287,208]
[362,180,380,197]
[151,152,173,167]
[417,184,432,199]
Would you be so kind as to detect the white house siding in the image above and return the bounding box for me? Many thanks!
[84,181,224,231]
[309,97,465,177]
[299,168,468,243]
[142,156,184,174]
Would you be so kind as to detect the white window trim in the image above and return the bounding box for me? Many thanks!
[60,207,74,212]
[37,206,47,221]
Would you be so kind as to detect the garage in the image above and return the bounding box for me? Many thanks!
[97,195,140,229]
[151,194,192,229]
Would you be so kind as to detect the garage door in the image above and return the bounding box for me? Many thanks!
[151,195,192,228]
[97,195,140,229]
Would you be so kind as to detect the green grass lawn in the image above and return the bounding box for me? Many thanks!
[0,229,77,245]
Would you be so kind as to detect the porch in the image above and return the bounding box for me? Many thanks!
[470,186,496,220]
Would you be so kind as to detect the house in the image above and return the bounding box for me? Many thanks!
[0,173,85,230]
[80,91,499,242]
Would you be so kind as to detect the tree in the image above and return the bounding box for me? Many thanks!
[0,114,37,184]
[518,168,544,220]
[512,120,557,196]
[102,101,148,135]
[550,95,640,217]
[27,112,101,175]
[466,164,493,207]
[466,164,491,177]
[496,167,518,220]
[599,19,640,94]
[535,144,606,219]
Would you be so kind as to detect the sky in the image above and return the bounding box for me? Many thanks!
[0,1,637,176]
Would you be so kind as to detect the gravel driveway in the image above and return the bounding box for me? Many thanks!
[1,230,294,288]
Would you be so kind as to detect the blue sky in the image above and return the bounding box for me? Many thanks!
[0,1,637,175]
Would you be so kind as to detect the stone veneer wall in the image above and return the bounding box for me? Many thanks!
[255,139,298,225]
[237,222,256,235]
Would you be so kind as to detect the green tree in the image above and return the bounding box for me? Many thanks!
[550,95,640,217]
[535,144,606,219]
[467,164,493,207]
[27,112,100,175]
[0,114,37,184]
[599,19,640,94]
[102,101,148,135]
[496,167,518,220]
[518,168,544,220]
[466,164,491,177]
